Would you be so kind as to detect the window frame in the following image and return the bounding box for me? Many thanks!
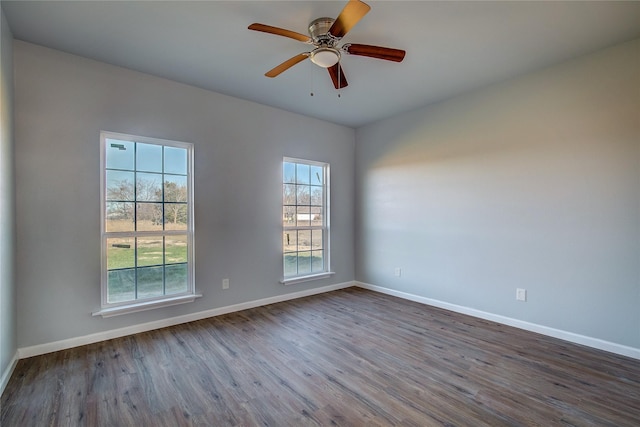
[94,131,199,318]
[281,157,333,285]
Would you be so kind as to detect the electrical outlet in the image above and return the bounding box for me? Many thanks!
[222,278,229,290]
[394,267,402,277]
[516,288,527,301]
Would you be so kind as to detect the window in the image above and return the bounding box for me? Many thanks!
[282,157,331,283]
[96,131,197,317]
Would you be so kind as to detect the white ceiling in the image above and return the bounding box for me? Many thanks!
[3,1,640,128]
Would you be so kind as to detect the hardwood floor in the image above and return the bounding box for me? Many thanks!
[2,287,640,426]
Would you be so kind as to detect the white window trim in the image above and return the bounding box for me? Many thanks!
[92,294,202,318]
[280,272,335,286]
[282,156,332,283]
[95,131,197,317]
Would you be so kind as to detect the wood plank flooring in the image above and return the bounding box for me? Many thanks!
[2,287,640,426]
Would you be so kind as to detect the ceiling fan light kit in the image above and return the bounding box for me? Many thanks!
[248,0,405,90]
[310,47,341,68]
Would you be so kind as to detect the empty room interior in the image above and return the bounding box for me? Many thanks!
[1,1,639,425]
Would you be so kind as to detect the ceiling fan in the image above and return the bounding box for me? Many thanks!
[248,0,406,90]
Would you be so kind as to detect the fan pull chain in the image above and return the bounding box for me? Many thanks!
[310,60,314,97]
[337,64,341,98]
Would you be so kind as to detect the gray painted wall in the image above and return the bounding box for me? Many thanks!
[9,34,639,354]
[1,9,17,380]
[13,41,355,348]
[355,39,640,349]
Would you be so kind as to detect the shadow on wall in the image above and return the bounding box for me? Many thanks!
[355,40,640,348]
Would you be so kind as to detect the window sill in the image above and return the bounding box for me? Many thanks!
[92,294,202,318]
[280,272,335,286]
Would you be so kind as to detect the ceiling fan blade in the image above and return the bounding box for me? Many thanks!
[328,63,349,89]
[329,0,371,39]
[248,23,312,43]
[343,43,406,62]
[265,53,310,78]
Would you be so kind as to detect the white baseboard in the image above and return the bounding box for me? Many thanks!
[16,280,639,362]
[356,282,640,361]
[1,350,19,395]
[18,281,355,359]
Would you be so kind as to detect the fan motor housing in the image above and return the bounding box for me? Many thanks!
[309,17,337,45]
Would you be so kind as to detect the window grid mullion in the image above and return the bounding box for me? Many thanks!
[105,230,188,238]
[283,225,324,230]
[133,143,138,299]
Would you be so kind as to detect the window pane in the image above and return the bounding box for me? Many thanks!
[164,204,187,230]
[311,206,323,227]
[164,175,187,202]
[136,172,162,202]
[298,230,311,251]
[107,237,134,270]
[136,203,163,231]
[106,170,134,201]
[137,237,164,267]
[283,162,296,184]
[283,206,295,226]
[137,266,164,298]
[297,185,310,205]
[283,231,296,253]
[108,268,135,303]
[311,251,324,272]
[106,202,134,232]
[136,143,162,173]
[164,146,187,175]
[310,186,323,206]
[284,253,297,276]
[166,264,187,295]
[283,184,296,205]
[296,206,311,226]
[311,165,323,185]
[296,163,310,184]
[106,139,134,170]
[311,229,323,250]
[298,251,312,275]
[165,235,188,264]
